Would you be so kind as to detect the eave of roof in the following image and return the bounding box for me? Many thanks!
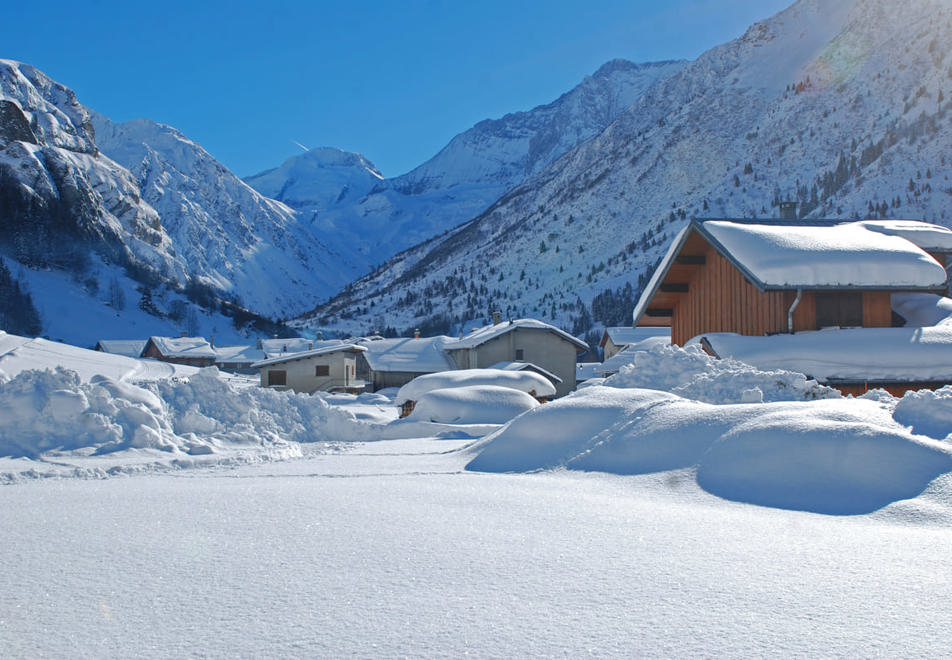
[251,344,366,369]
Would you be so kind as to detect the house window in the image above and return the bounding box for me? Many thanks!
[268,370,287,386]
[515,349,525,361]
[315,364,330,377]
[815,292,863,328]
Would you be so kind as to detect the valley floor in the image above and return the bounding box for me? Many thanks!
[2,436,951,658]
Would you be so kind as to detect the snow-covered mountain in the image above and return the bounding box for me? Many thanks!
[0,59,351,344]
[91,116,352,318]
[302,0,952,338]
[245,59,687,274]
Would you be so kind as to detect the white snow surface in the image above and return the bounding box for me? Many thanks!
[603,342,840,403]
[467,386,952,515]
[892,292,952,327]
[702,325,952,382]
[395,368,557,405]
[406,385,538,425]
[859,219,952,252]
[703,220,948,288]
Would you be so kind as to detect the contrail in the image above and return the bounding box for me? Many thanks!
[292,140,310,152]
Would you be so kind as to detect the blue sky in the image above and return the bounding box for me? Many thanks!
[5,0,792,178]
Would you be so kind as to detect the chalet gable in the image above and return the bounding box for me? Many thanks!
[633,218,951,346]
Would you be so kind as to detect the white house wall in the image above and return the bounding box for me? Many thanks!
[259,353,357,394]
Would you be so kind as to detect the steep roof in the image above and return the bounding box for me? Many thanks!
[700,326,952,384]
[633,218,950,326]
[356,336,456,373]
[251,343,365,369]
[146,336,217,359]
[445,319,588,351]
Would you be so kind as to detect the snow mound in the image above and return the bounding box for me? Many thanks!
[893,386,952,440]
[0,367,373,461]
[407,385,538,424]
[603,343,839,403]
[467,387,952,515]
[395,368,556,405]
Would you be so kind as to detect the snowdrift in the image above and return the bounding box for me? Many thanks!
[395,368,556,405]
[406,385,538,425]
[0,367,373,461]
[467,387,952,515]
[602,343,839,403]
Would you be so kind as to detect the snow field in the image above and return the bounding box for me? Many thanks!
[1,442,951,657]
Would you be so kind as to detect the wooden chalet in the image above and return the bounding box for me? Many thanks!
[633,218,952,346]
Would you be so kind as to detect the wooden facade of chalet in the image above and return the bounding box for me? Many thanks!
[640,231,893,345]
[635,220,947,347]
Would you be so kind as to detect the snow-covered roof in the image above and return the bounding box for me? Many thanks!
[632,219,950,327]
[260,337,340,358]
[395,368,557,405]
[445,319,588,351]
[251,343,366,369]
[891,293,952,327]
[601,326,670,347]
[702,220,947,289]
[95,339,147,358]
[488,361,562,385]
[701,326,952,383]
[356,336,456,373]
[858,220,952,253]
[147,336,217,359]
[213,345,266,364]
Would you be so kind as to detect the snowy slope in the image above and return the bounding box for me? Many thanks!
[303,0,952,337]
[247,60,687,276]
[91,116,351,318]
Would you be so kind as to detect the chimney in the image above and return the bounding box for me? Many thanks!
[316,331,323,340]
[308,341,313,350]
[492,310,502,325]
[256,338,263,350]
[779,201,798,220]
[414,328,420,338]
[209,334,214,348]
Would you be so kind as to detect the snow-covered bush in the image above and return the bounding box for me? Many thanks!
[603,343,839,403]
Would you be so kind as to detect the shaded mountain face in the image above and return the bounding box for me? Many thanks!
[302,0,952,338]
[0,60,177,278]
[244,59,687,277]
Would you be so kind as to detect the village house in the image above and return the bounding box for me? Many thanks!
[599,326,670,360]
[252,344,367,394]
[633,217,952,394]
[355,335,457,392]
[443,317,589,398]
[94,339,147,358]
[141,336,217,367]
[212,344,266,374]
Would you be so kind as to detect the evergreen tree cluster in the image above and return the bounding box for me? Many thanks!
[0,258,42,336]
